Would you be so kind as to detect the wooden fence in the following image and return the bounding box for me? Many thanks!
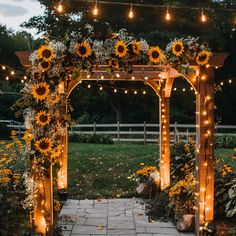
[1,120,236,144]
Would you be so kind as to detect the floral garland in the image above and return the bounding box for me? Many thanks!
[18,25,212,212]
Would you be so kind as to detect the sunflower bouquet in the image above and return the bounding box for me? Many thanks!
[166,37,212,73]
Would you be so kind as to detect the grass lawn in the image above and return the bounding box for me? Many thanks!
[68,143,235,199]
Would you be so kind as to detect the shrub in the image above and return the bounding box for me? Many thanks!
[0,123,11,140]
[215,135,236,148]
[68,133,114,144]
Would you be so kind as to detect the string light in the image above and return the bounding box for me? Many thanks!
[2,66,6,70]
[165,5,171,21]
[99,86,103,90]
[143,91,146,95]
[56,0,63,13]
[125,90,128,94]
[87,84,91,88]
[128,4,134,19]
[201,8,207,23]
[114,88,117,93]
[93,0,99,16]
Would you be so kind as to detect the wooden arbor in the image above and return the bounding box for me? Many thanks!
[16,52,227,236]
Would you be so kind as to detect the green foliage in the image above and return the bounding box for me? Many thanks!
[215,135,236,149]
[225,178,236,218]
[170,139,196,181]
[69,133,114,144]
[0,136,30,235]
[0,123,11,140]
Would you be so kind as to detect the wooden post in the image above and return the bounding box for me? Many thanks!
[144,121,146,144]
[57,130,68,200]
[159,97,171,189]
[117,122,120,143]
[93,122,96,134]
[195,67,215,235]
[33,165,53,235]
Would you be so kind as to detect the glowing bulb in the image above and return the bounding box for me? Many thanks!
[93,1,98,16]
[201,9,207,23]
[131,76,135,80]
[143,91,146,95]
[125,90,128,94]
[182,88,186,92]
[220,82,224,86]
[21,79,24,83]
[99,86,103,91]
[128,4,134,19]
[87,74,90,79]
[2,66,6,70]
[87,84,91,88]
[174,87,177,91]
[11,71,15,75]
[57,1,63,13]
[116,73,120,78]
[229,79,232,84]
[24,76,27,80]
[165,6,171,21]
[134,90,137,94]
[144,76,148,80]
[114,89,117,93]
[101,75,104,79]
[6,76,9,80]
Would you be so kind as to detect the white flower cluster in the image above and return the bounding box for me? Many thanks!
[21,172,38,209]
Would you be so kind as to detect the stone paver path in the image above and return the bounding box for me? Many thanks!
[58,198,195,236]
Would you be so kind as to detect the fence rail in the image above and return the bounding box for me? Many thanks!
[1,120,236,144]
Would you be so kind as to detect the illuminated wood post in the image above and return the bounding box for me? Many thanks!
[147,78,173,189]
[57,82,68,200]
[32,165,53,235]
[195,67,215,235]
[159,96,171,189]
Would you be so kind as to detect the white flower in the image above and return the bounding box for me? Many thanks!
[29,51,37,64]
[21,172,38,209]
[140,39,149,53]
[69,41,77,54]
[49,40,66,57]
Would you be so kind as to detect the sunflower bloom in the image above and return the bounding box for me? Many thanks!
[115,41,128,57]
[148,46,164,64]
[31,82,50,101]
[35,111,51,126]
[132,41,142,55]
[35,137,53,154]
[37,45,55,62]
[77,41,92,58]
[196,50,212,66]
[172,41,184,56]
[39,60,51,72]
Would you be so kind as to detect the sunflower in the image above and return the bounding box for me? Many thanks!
[77,41,92,58]
[172,41,184,57]
[35,137,53,154]
[51,146,62,159]
[196,50,212,66]
[23,129,32,147]
[148,46,164,64]
[31,82,50,101]
[132,41,142,55]
[108,58,119,69]
[35,110,51,126]
[37,45,55,62]
[39,60,51,72]
[115,41,128,57]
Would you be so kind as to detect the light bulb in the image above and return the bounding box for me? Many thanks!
[114,89,117,93]
[143,91,146,95]
[201,9,207,23]
[57,1,63,13]
[125,90,128,94]
[93,1,98,16]
[129,4,134,19]
[2,65,6,70]
[165,6,171,21]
